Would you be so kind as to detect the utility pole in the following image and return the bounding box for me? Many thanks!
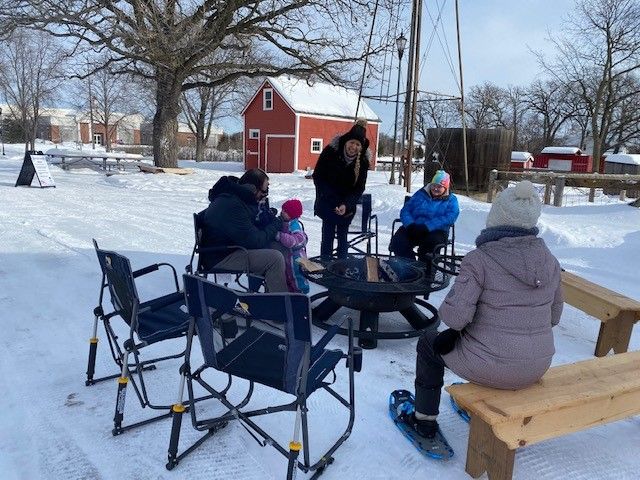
[404,0,422,193]
[455,0,470,195]
[400,0,418,189]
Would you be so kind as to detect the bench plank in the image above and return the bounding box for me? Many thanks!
[447,351,640,479]
[561,271,640,356]
[561,271,640,322]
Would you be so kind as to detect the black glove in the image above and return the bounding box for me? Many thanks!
[269,207,278,217]
[433,328,461,355]
[270,215,283,232]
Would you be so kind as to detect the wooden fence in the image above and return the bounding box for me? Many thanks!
[487,170,640,206]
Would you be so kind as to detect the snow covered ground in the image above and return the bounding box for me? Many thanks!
[1,143,639,480]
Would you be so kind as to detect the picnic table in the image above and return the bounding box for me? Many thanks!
[45,148,152,172]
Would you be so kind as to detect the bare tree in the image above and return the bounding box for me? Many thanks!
[415,93,460,143]
[525,79,575,148]
[538,0,640,171]
[84,62,141,151]
[494,85,528,150]
[0,29,64,150]
[181,75,237,161]
[605,74,640,152]
[464,82,503,128]
[1,1,393,167]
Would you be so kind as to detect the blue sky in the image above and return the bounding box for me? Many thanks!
[221,0,577,134]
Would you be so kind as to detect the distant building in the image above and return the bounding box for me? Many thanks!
[510,151,534,170]
[603,153,640,198]
[241,75,381,173]
[140,121,224,147]
[533,146,595,173]
[34,107,143,145]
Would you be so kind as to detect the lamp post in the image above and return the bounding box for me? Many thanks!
[0,106,5,156]
[389,32,407,185]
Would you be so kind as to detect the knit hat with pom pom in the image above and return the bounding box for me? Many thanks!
[486,180,542,229]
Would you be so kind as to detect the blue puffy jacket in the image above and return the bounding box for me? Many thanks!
[400,186,460,232]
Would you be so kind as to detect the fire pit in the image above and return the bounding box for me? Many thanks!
[301,255,450,349]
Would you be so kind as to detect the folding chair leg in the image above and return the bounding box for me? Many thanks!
[85,312,100,386]
[113,353,130,436]
[286,404,303,480]
[167,366,188,470]
[167,403,186,470]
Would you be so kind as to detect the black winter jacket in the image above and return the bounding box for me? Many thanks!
[312,136,370,223]
[199,176,282,267]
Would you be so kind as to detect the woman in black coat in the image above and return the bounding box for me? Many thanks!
[313,119,371,258]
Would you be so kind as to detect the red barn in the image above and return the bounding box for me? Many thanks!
[241,76,381,173]
[533,146,593,173]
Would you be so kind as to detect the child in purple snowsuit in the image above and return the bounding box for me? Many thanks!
[277,199,310,294]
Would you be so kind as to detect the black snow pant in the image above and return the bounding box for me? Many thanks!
[389,226,448,264]
[320,218,350,259]
[414,329,447,416]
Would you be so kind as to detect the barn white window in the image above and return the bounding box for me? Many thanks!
[310,138,323,153]
[249,129,260,139]
[263,88,273,110]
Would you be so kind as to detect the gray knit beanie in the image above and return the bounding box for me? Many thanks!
[486,180,542,229]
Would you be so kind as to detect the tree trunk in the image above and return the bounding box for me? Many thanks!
[153,70,183,168]
[195,120,205,161]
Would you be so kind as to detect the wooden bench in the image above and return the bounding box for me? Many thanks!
[561,270,640,356]
[446,351,640,480]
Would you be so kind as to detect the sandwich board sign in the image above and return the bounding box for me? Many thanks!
[15,151,56,188]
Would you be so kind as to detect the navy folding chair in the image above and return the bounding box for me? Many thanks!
[89,240,190,435]
[343,193,378,256]
[166,274,361,477]
[187,211,264,292]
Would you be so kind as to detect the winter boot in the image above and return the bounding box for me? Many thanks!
[398,404,439,439]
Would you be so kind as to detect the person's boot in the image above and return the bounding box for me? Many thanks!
[399,404,439,439]
[410,413,439,439]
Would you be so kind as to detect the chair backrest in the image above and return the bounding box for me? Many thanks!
[192,211,207,272]
[350,193,372,234]
[93,239,138,325]
[183,274,312,394]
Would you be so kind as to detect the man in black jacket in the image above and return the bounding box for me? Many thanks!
[200,168,287,292]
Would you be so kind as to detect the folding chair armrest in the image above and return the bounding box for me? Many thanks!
[311,314,352,359]
[133,262,180,291]
[391,218,402,237]
[157,262,180,291]
[132,264,159,278]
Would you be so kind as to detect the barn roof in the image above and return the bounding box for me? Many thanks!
[243,75,381,122]
[604,153,640,166]
[511,151,533,161]
[540,146,582,155]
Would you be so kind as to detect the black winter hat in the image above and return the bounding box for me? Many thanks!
[340,118,369,150]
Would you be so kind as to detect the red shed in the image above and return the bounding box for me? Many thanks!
[533,146,593,173]
[510,151,534,170]
[241,76,381,173]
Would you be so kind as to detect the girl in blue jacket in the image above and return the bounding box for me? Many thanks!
[389,170,459,263]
